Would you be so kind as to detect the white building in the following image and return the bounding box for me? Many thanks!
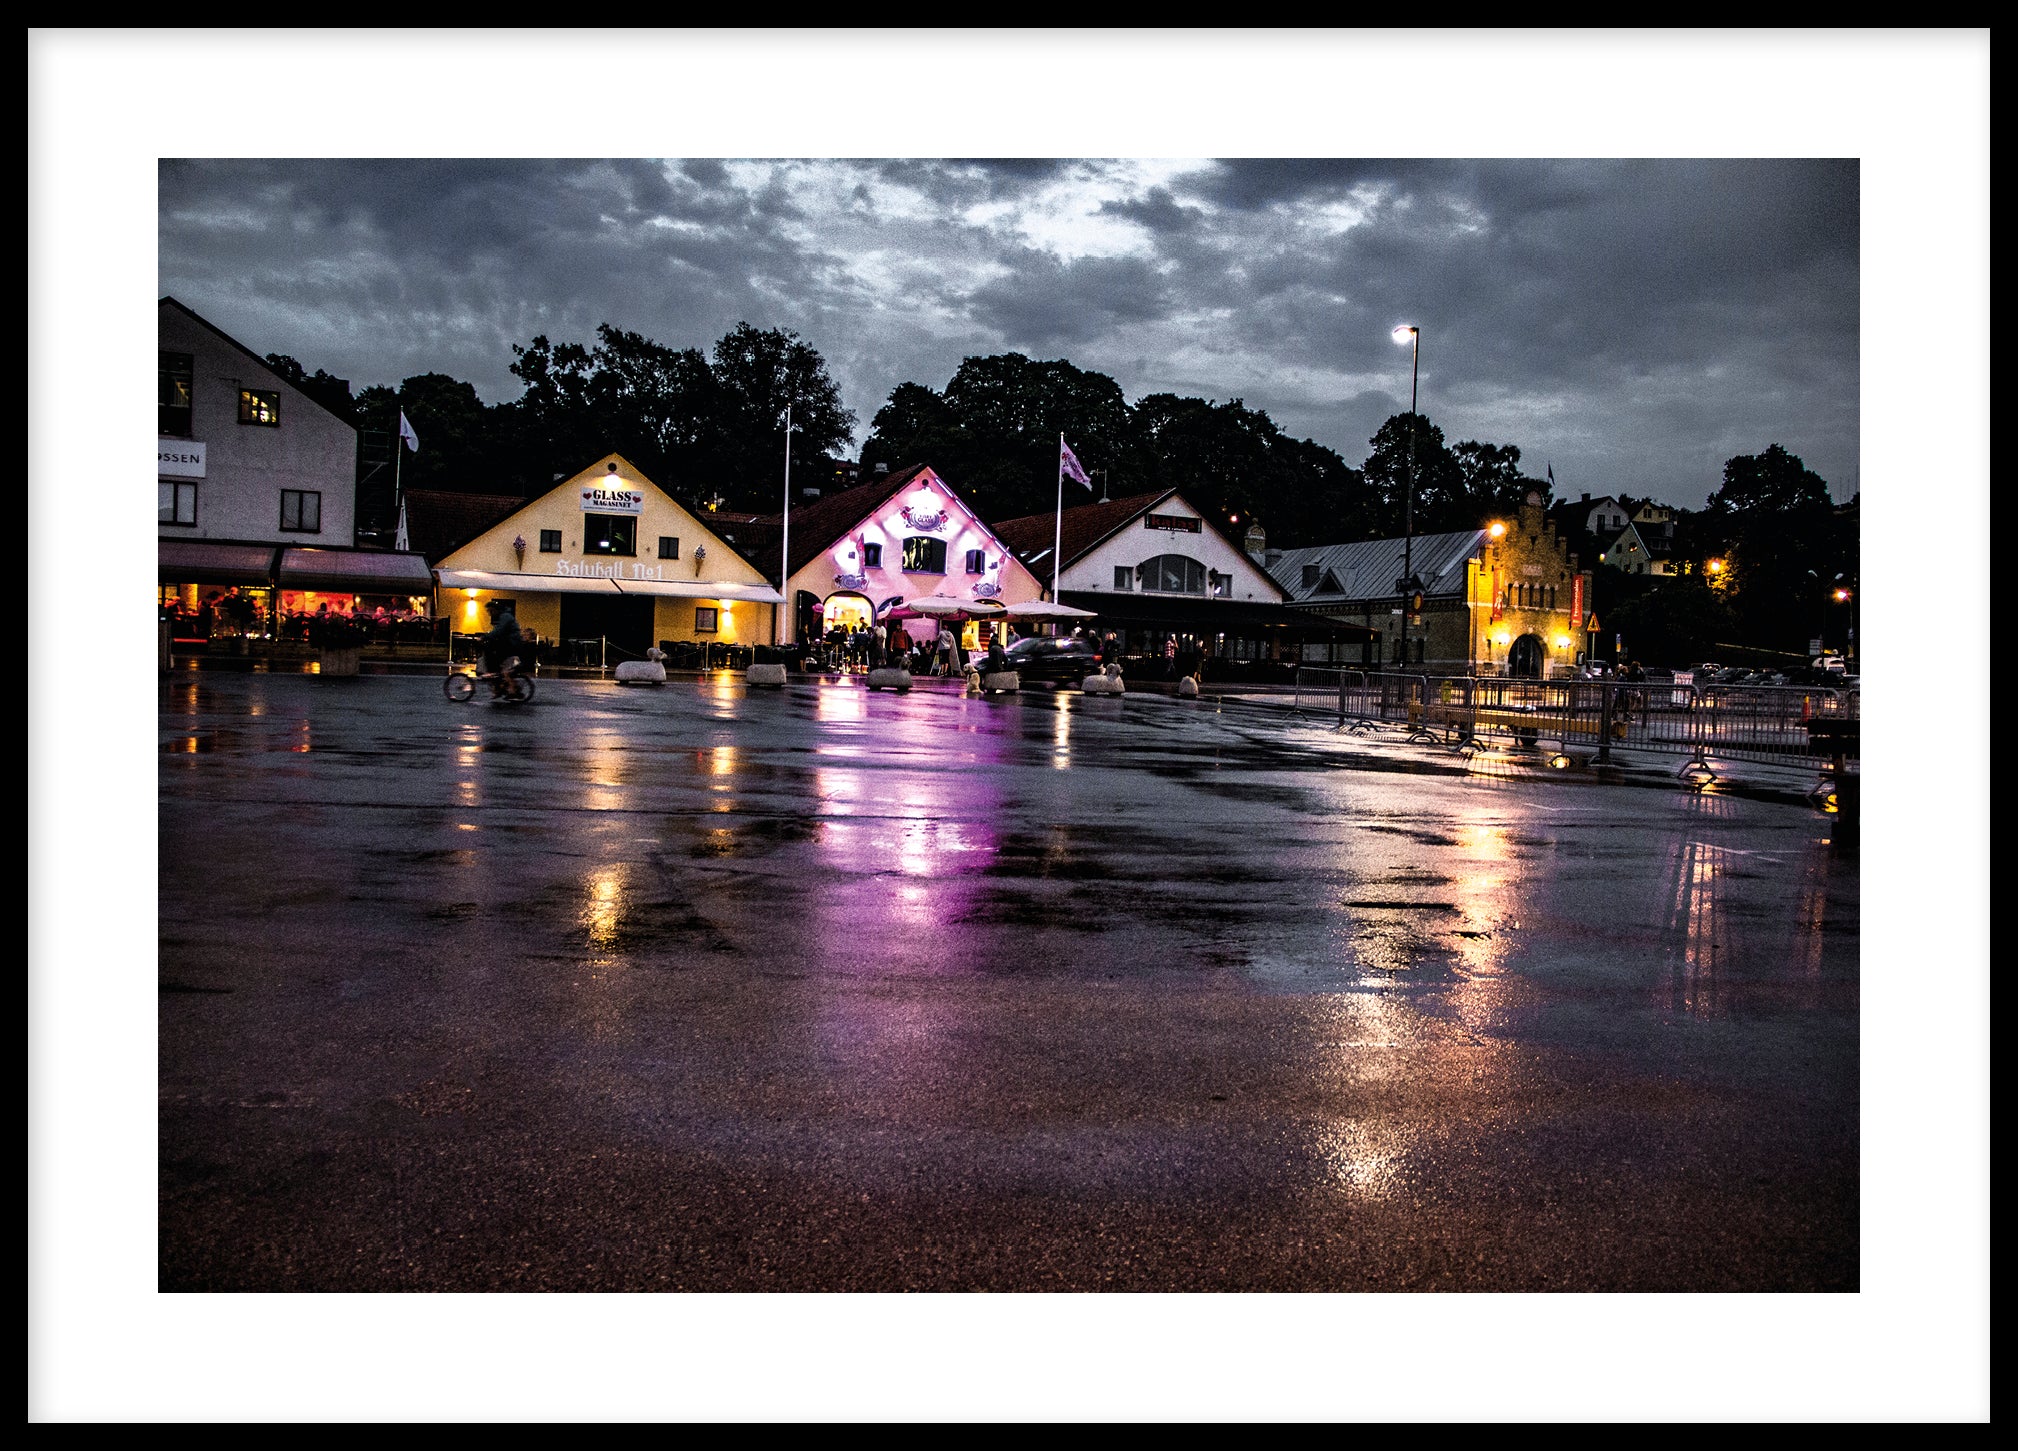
[991,489,1371,667]
[157,297,430,632]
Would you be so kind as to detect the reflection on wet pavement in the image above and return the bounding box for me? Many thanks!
[159,672,1858,1292]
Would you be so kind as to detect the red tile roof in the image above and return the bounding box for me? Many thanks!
[401,489,529,563]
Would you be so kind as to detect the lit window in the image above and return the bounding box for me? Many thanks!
[902,536,946,574]
[159,479,197,526]
[238,389,280,426]
[280,490,321,533]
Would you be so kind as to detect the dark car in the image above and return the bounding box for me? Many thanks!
[1003,635,1100,685]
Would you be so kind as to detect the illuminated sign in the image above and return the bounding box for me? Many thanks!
[579,485,644,514]
[1145,513,1201,533]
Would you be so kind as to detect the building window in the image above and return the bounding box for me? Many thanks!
[238,389,280,426]
[280,490,321,533]
[1208,571,1229,599]
[539,529,561,553]
[902,536,946,574]
[159,479,197,526]
[1140,554,1208,594]
[583,514,636,556]
[862,542,882,568]
[695,606,719,634]
[1114,566,1133,590]
[658,536,680,560]
[965,548,986,574]
[159,352,193,436]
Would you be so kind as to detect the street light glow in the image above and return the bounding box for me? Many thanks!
[1488,521,1507,539]
[1392,325,1418,344]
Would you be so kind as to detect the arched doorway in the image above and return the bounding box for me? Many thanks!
[1508,632,1546,678]
[819,591,875,634]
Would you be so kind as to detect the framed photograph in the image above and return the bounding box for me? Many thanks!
[694,606,719,634]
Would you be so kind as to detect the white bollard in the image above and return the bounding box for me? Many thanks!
[1177,675,1200,698]
[1081,670,1124,695]
[980,671,1021,695]
[615,660,667,684]
[866,667,913,692]
[745,662,788,687]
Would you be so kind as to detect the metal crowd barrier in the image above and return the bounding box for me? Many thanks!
[1289,668,1858,779]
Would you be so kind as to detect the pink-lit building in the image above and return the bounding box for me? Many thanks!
[714,464,1046,645]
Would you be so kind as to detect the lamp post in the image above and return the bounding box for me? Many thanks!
[1393,325,1420,668]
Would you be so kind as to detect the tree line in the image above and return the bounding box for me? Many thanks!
[265,323,1856,665]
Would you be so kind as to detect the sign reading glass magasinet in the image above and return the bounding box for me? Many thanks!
[580,484,644,514]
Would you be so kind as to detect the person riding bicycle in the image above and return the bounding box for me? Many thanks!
[481,601,526,697]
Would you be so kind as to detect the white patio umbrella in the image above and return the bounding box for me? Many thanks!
[897,594,1006,618]
[1002,600,1098,621]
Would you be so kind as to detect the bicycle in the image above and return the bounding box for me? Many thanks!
[444,655,537,704]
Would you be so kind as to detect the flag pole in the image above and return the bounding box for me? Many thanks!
[393,399,403,541]
[1052,431,1064,603]
[779,401,792,646]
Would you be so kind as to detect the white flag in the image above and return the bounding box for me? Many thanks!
[394,498,409,552]
[398,410,420,453]
[1059,438,1092,489]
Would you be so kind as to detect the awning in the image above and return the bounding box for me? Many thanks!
[435,568,783,604]
[158,541,278,585]
[1059,590,1380,640]
[277,548,434,594]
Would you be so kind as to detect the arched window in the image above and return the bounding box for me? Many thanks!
[1140,554,1208,594]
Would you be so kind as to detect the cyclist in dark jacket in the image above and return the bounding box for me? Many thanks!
[481,602,525,695]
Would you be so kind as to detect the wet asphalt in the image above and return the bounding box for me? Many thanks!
[158,669,1858,1291]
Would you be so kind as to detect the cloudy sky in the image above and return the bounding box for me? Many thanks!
[159,154,1857,510]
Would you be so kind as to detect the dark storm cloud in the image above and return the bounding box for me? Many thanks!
[158,156,1860,508]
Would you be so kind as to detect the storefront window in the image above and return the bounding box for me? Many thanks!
[1141,554,1207,594]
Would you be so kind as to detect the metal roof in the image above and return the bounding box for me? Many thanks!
[1266,529,1485,605]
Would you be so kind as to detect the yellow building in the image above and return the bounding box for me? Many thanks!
[432,454,783,663]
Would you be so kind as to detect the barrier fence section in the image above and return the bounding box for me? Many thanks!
[1290,668,1858,776]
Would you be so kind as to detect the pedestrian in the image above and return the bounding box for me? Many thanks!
[870,620,888,669]
[937,624,956,676]
[1164,635,1177,679]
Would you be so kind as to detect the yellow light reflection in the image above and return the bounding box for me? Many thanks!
[1315,1117,1404,1198]
[582,865,629,954]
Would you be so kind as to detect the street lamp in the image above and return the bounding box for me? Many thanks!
[1392,324,1420,668]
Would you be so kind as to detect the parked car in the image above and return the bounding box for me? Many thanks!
[1003,635,1101,685]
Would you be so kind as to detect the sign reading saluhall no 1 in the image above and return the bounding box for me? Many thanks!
[579,483,644,514]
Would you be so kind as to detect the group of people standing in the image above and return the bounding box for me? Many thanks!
[811,618,981,676]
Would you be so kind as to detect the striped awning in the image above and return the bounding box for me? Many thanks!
[278,548,433,594]
[158,541,278,585]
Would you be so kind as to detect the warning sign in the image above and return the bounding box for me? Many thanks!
[1586,613,1600,633]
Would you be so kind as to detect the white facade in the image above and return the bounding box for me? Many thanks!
[158,298,358,546]
[1055,494,1285,603]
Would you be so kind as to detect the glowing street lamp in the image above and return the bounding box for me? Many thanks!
[1392,324,1421,668]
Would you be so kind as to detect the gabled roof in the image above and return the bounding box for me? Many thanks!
[722,463,933,582]
[401,489,526,563]
[158,296,357,430]
[990,490,1175,570]
[1267,529,1486,604]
